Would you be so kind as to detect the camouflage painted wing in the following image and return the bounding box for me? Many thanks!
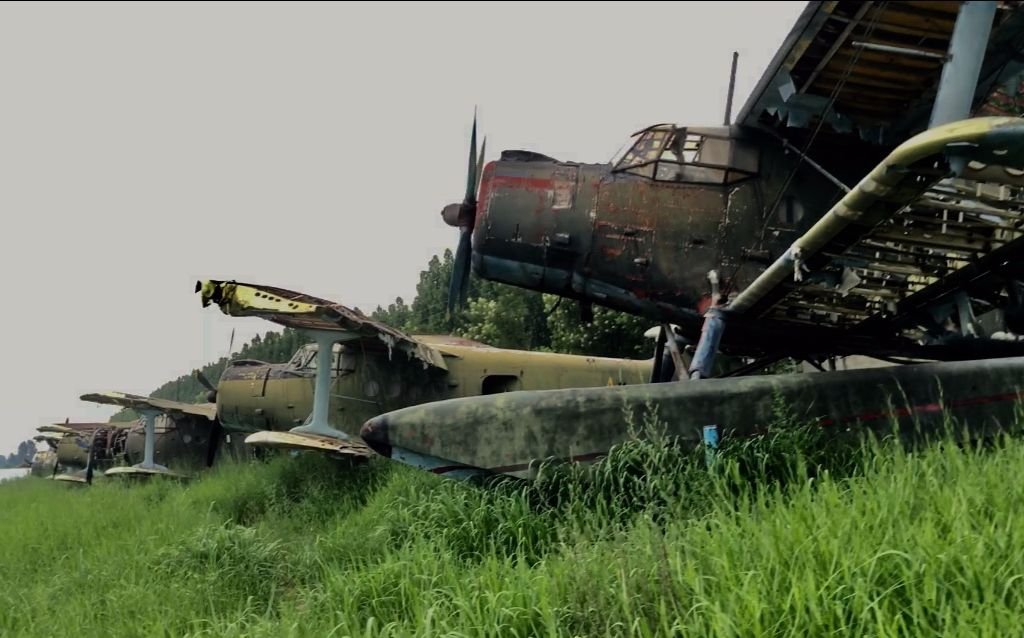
[196,280,447,370]
[725,117,1024,345]
[80,391,217,421]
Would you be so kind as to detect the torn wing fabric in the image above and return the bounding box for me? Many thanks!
[196,280,448,370]
[80,391,217,421]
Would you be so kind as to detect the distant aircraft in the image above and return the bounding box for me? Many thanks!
[75,395,250,481]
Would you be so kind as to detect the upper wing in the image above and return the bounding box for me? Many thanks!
[739,2,1024,147]
[725,116,1024,349]
[80,391,217,421]
[196,280,448,370]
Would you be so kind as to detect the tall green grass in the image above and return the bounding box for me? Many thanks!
[2,411,1024,637]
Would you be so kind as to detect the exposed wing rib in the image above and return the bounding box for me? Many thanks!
[80,391,217,421]
[196,280,448,370]
[738,2,1024,146]
[727,117,1024,342]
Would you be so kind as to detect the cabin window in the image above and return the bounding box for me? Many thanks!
[288,346,316,369]
[337,352,357,373]
[613,125,758,185]
[778,196,804,225]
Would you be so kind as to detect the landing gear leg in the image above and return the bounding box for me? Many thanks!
[649,325,667,383]
[135,410,169,472]
[290,329,352,441]
[688,308,726,380]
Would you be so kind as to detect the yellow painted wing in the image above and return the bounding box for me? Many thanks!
[197,280,447,370]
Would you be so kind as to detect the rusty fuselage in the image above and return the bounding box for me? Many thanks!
[215,335,653,436]
[468,125,880,355]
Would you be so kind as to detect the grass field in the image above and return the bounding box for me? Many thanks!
[2,416,1024,637]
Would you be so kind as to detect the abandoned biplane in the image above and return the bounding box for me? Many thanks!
[34,422,108,483]
[358,1,1024,480]
[29,437,57,477]
[195,279,654,476]
[74,393,250,480]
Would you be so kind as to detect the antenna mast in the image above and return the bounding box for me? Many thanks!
[723,51,739,126]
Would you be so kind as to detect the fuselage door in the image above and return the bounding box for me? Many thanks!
[250,368,270,398]
[481,374,523,395]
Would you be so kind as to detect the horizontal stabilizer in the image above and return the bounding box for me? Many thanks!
[245,430,374,459]
[80,392,217,421]
[197,280,447,370]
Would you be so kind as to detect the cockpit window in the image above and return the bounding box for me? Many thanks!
[612,125,757,185]
[296,343,356,374]
[288,345,317,369]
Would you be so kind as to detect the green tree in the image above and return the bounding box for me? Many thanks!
[545,296,652,359]
[371,296,412,332]
[0,439,38,468]
[457,282,550,350]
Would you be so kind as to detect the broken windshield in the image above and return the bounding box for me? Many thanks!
[612,125,757,185]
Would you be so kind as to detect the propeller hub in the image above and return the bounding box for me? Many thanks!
[441,202,476,229]
[441,202,462,227]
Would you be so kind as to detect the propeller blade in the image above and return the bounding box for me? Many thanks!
[475,136,487,195]
[195,370,217,393]
[464,112,478,204]
[448,228,473,314]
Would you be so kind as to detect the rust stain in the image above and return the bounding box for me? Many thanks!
[489,175,555,192]
[476,161,496,225]
[696,295,713,314]
[594,220,653,233]
[600,246,624,259]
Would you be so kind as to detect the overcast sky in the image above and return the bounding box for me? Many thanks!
[0,1,805,453]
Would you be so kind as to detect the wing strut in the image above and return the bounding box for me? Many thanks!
[688,308,726,380]
[930,1,998,128]
[291,329,355,441]
[138,410,165,472]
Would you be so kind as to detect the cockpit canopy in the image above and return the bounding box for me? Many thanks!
[612,124,758,185]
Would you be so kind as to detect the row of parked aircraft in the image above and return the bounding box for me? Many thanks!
[30,1,1024,484]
